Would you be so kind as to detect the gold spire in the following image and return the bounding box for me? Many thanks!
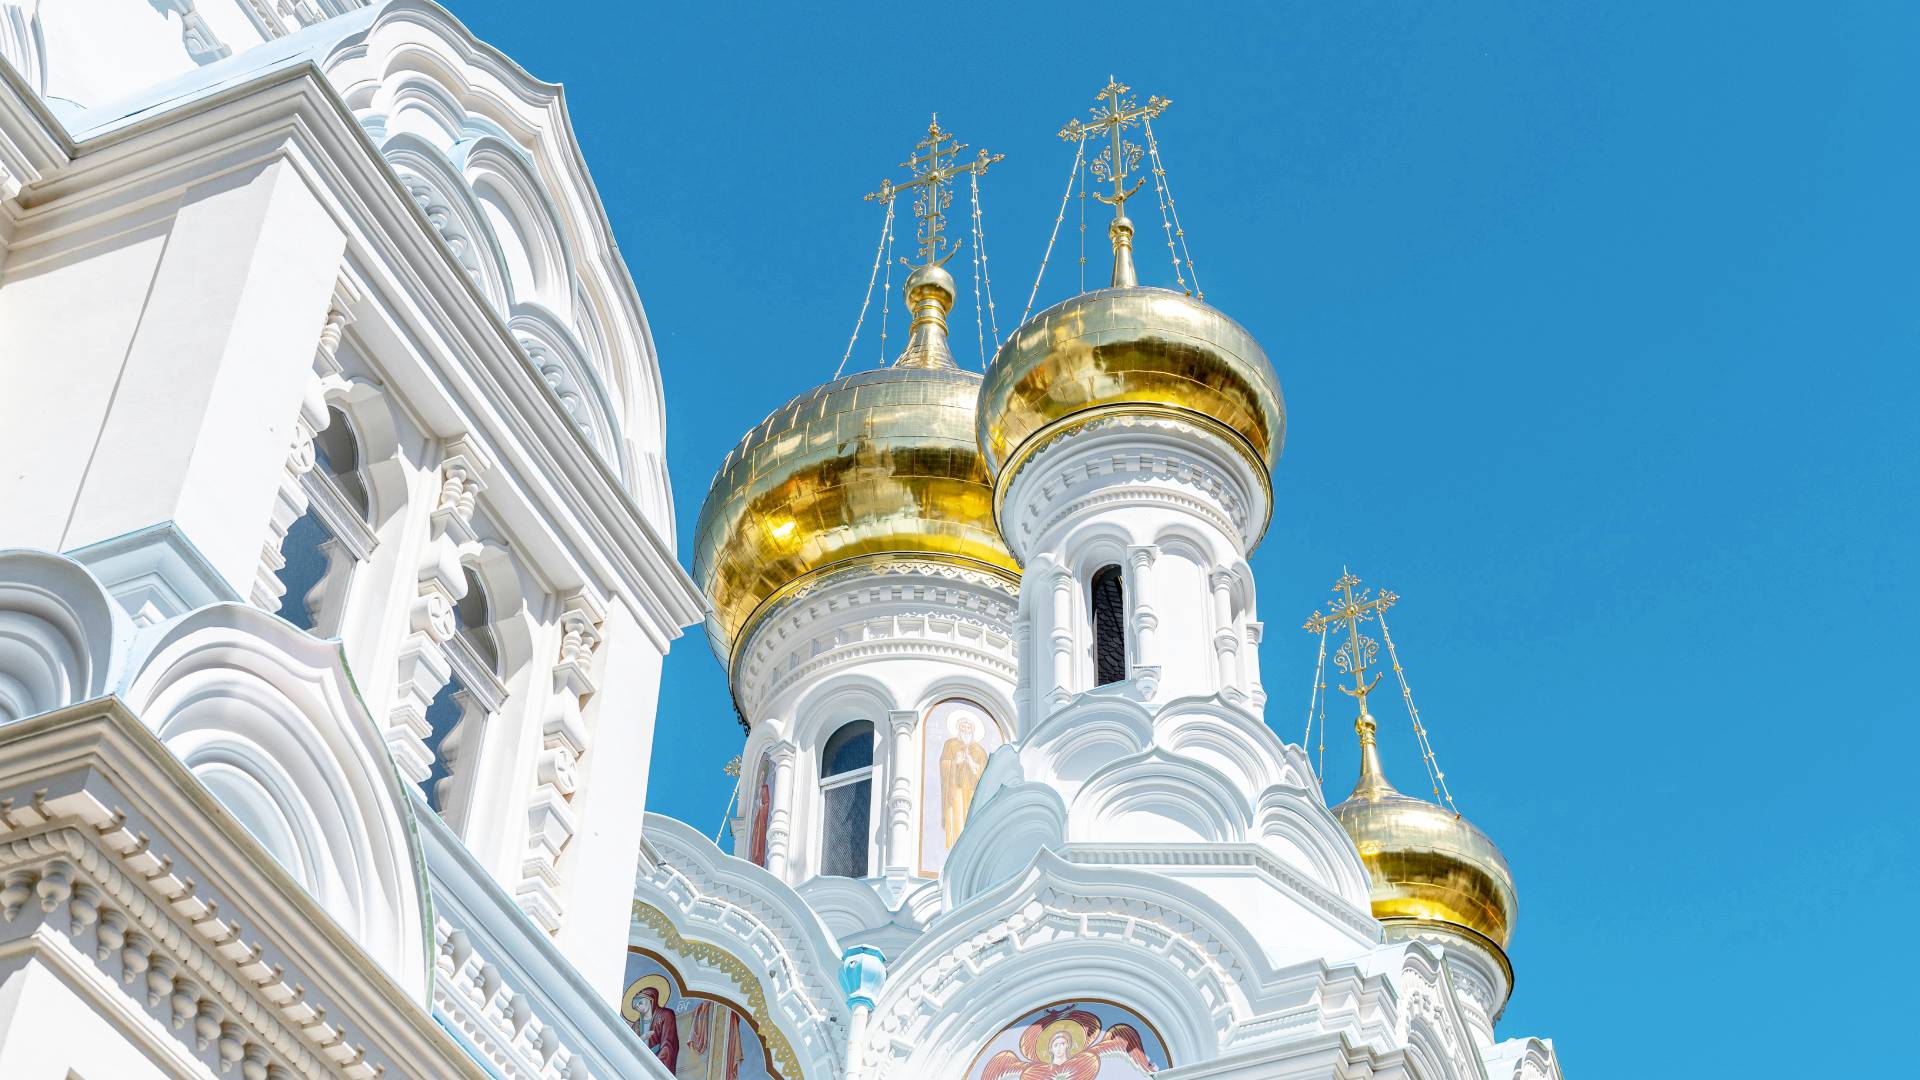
[1303,569,1401,801]
[1059,77,1170,289]
[865,115,1003,369]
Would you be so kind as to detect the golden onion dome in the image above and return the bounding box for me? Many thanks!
[692,265,1019,675]
[976,220,1285,543]
[1331,709,1518,955]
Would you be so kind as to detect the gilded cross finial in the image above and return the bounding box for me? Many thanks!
[1304,568,1402,799]
[1058,77,1169,287]
[865,114,1003,269]
[1302,568,1399,716]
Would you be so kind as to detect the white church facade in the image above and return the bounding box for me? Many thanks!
[0,4,1568,1080]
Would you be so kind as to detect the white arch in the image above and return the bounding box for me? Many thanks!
[120,603,432,1001]
[0,550,126,722]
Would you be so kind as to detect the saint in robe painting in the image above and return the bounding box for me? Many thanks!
[747,750,772,867]
[967,1000,1170,1080]
[622,949,783,1080]
[919,698,1005,875]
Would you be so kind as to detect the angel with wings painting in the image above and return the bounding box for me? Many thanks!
[979,1005,1157,1080]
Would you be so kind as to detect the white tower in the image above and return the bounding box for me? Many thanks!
[690,120,1020,943]
[979,81,1284,728]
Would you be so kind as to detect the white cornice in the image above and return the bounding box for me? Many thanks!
[0,698,485,1078]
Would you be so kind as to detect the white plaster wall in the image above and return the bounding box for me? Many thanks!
[0,158,346,596]
[551,596,663,1004]
[0,952,192,1079]
[36,0,270,112]
[0,223,169,552]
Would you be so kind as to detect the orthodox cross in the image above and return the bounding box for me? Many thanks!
[1058,76,1170,218]
[865,115,1002,268]
[1302,570,1399,714]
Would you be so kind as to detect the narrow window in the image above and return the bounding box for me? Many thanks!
[274,407,375,632]
[1091,564,1127,685]
[819,720,874,877]
[429,568,506,813]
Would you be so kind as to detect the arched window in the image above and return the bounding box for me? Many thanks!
[275,407,377,632]
[427,566,508,814]
[1090,564,1127,685]
[819,720,874,878]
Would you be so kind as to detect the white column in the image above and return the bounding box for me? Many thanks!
[1243,620,1266,707]
[764,742,799,879]
[1047,566,1076,707]
[883,709,918,874]
[1126,545,1160,698]
[1210,568,1242,697]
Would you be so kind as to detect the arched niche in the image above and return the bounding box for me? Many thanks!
[121,604,431,1001]
[381,131,512,310]
[454,134,573,313]
[0,550,125,723]
[510,303,626,480]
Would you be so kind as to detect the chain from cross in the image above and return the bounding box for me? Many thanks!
[865,114,1003,269]
[1058,76,1170,217]
[1302,569,1399,711]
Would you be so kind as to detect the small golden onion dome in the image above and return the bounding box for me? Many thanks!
[692,265,1018,678]
[1331,709,1519,955]
[976,220,1285,544]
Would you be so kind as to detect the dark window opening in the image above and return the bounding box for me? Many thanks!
[274,511,336,630]
[1091,564,1127,685]
[820,720,874,877]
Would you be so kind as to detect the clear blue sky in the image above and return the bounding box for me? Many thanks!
[451,3,1916,1073]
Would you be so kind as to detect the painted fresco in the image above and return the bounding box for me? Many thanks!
[747,750,772,867]
[622,949,781,1080]
[919,698,1005,875]
[968,1000,1170,1079]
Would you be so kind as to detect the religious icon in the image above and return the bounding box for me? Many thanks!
[748,751,772,867]
[972,1003,1165,1079]
[919,699,1005,874]
[623,973,681,1072]
[622,949,785,1079]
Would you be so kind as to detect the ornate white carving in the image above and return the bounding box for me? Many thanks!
[384,435,493,786]
[433,916,592,1079]
[516,593,605,934]
[252,278,359,614]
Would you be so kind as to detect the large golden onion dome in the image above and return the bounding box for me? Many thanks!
[1331,707,1519,958]
[692,265,1019,677]
[976,217,1286,543]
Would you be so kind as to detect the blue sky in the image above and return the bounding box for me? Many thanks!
[449,3,1917,1073]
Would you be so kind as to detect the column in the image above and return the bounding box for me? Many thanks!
[883,709,918,874]
[1126,545,1161,699]
[1210,568,1242,697]
[1047,566,1076,707]
[1243,621,1266,707]
[764,742,799,879]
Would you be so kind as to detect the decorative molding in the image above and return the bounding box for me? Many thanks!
[1002,413,1266,561]
[516,592,605,934]
[0,701,479,1079]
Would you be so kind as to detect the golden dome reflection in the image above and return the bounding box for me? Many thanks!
[1330,710,1518,953]
[976,285,1286,543]
[691,271,1017,679]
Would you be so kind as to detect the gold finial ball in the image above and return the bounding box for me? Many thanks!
[1331,785,1519,953]
[904,263,956,308]
[692,363,1018,677]
[976,286,1285,543]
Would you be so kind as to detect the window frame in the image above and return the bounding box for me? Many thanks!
[816,719,878,878]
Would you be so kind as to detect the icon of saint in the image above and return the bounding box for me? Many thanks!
[940,711,989,848]
[979,1005,1157,1079]
[623,974,681,1072]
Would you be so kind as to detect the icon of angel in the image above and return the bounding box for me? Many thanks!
[980,1005,1156,1079]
